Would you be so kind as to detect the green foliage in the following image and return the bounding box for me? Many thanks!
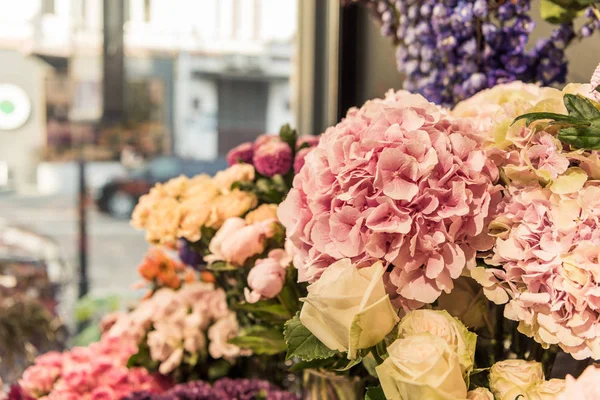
[233,300,292,324]
[278,267,306,317]
[127,341,159,371]
[564,94,600,119]
[513,94,600,150]
[512,112,585,127]
[283,313,338,361]
[278,123,298,151]
[540,0,582,23]
[207,261,239,272]
[207,358,232,381]
[365,386,386,400]
[558,119,600,149]
[540,0,593,24]
[228,326,287,355]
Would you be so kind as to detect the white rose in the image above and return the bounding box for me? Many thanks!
[490,360,545,400]
[468,388,494,400]
[397,309,477,376]
[376,334,468,400]
[299,259,399,359]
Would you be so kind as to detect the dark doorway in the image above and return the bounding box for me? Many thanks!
[217,79,268,155]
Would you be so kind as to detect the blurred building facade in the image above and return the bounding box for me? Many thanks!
[0,0,296,190]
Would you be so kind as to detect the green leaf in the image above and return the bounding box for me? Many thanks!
[558,118,600,150]
[288,357,339,372]
[365,386,386,400]
[362,356,378,378]
[207,358,232,380]
[595,85,600,94]
[279,123,298,150]
[335,356,363,372]
[564,94,600,119]
[233,300,292,322]
[207,261,238,271]
[127,342,159,370]
[283,313,338,361]
[228,326,287,355]
[540,0,581,23]
[71,324,101,346]
[512,112,587,127]
[278,267,305,316]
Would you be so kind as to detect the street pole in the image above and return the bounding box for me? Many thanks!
[77,153,88,299]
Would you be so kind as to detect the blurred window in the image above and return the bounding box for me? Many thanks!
[42,0,55,15]
[148,156,181,181]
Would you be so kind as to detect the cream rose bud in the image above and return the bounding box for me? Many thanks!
[397,309,477,376]
[376,334,468,400]
[299,259,399,359]
[490,360,545,400]
[467,388,494,400]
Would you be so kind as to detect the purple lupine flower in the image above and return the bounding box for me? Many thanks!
[226,142,254,166]
[253,140,293,177]
[178,239,206,270]
[120,379,298,400]
[345,0,579,106]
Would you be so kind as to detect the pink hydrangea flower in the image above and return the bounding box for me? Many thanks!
[253,140,293,177]
[226,142,254,166]
[559,366,600,400]
[477,184,600,359]
[278,90,501,309]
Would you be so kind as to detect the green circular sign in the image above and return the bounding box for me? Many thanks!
[0,84,31,130]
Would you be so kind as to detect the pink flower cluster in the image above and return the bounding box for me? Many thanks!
[477,184,600,359]
[278,90,501,309]
[106,281,247,375]
[459,79,600,360]
[19,336,168,400]
[227,134,319,177]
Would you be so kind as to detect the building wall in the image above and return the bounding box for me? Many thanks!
[0,50,48,189]
[266,80,294,134]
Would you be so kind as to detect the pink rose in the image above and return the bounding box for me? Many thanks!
[34,352,64,369]
[62,369,91,392]
[207,218,274,266]
[20,365,61,397]
[245,252,287,302]
[90,386,115,400]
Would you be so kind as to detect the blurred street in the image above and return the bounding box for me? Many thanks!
[0,192,147,320]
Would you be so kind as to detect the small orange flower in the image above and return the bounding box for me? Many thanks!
[200,271,216,283]
[138,247,186,289]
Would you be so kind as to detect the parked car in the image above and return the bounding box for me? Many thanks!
[96,156,228,218]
